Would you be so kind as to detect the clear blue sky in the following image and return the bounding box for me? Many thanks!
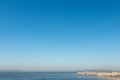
[0,0,120,71]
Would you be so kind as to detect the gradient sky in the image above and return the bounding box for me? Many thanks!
[0,0,120,71]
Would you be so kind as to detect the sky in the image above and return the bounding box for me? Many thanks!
[0,0,120,71]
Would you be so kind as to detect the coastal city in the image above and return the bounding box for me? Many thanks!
[77,71,120,80]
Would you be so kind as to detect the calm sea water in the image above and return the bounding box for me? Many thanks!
[0,72,104,80]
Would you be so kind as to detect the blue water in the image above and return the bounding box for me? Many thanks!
[0,72,104,80]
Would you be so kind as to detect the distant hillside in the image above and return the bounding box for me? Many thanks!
[78,69,118,72]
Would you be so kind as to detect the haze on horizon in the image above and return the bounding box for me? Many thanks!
[0,0,120,71]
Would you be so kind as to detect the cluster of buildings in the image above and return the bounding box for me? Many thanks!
[77,71,120,79]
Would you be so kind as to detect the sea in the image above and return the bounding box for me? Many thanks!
[0,72,105,80]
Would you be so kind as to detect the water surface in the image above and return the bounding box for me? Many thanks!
[0,72,104,80]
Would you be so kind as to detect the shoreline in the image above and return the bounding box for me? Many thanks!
[77,71,120,80]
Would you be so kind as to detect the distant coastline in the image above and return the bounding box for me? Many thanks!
[77,71,120,80]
